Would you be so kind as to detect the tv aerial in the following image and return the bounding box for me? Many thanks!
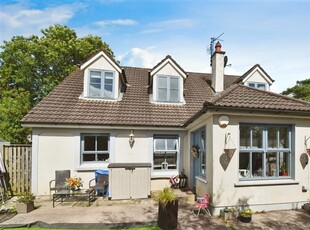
[207,32,225,66]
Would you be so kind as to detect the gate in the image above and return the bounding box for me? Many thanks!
[2,145,32,194]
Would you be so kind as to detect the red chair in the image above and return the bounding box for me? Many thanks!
[192,193,212,217]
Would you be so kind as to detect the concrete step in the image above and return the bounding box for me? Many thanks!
[172,188,195,204]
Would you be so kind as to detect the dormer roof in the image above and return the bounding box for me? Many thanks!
[234,64,274,85]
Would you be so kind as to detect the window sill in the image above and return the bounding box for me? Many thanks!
[152,170,178,178]
[195,176,207,184]
[76,162,109,171]
[234,179,299,187]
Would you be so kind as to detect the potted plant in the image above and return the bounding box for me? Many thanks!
[239,208,253,223]
[281,162,288,176]
[220,207,239,220]
[302,200,310,211]
[16,192,36,213]
[155,187,178,230]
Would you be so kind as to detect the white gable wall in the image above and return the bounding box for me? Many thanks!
[243,69,271,90]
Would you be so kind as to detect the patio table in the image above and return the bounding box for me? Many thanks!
[53,188,96,207]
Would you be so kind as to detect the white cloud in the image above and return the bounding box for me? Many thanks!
[94,19,137,27]
[0,2,85,43]
[118,47,163,68]
[151,19,194,29]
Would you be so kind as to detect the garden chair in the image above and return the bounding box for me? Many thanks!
[192,193,212,217]
[49,170,70,200]
[89,174,109,196]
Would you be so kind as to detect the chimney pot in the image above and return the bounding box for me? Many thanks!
[215,42,222,52]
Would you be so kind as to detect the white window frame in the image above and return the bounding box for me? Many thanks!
[81,133,110,164]
[239,124,292,181]
[153,135,179,172]
[88,69,115,98]
[248,82,266,90]
[156,75,180,103]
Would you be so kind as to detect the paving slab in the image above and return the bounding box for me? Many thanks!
[0,195,309,229]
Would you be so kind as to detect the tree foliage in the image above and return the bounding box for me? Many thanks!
[282,78,310,102]
[0,25,114,143]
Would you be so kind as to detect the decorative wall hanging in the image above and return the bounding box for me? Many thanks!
[191,145,199,158]
[224,133,236,159]
[300,153,309,169]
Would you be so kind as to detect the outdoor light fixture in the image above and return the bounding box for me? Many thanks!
[129,130,135,148]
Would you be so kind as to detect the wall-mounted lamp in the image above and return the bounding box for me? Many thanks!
[129,130,135,148]
[218,115,229,128]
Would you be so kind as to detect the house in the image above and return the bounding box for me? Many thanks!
[22,42,310,214]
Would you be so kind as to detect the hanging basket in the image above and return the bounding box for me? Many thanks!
[307,149,310,157]
[224,148,236,159]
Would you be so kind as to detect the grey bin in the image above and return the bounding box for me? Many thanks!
[108,163,151,200]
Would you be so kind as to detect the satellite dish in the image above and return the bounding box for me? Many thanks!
[224,56,228,67]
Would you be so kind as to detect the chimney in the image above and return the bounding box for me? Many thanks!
[211,42,225,93]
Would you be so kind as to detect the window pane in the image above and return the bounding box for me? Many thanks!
[257,84,266,90]
[266,152,277,177]
[170,89,179,102]
[104,84,113,98]
[167,139,178,150]
[248,83,255,88]
[240,126,251,149]
[252,152,263,177]
[166,152,177,169]
[153,153,165,169]
[97,136,108,151]
[268,127,278,148]
[201,150,206,175]
[89,71,101,97]
[279,127,289,148]
[252,126,263,148]
[90,71,101,78]
[98,153,109,162]
[239,152,250,178]
[155,139,165,150]
[83,154,95,161]
[158,77,167,88]
[105,72,113,78]
[158,88,167,101]
[170,77,179,89]
[279,152,289,176]
[84,136,95,151]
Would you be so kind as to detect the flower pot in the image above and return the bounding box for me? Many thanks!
[224,148,236,159]
[220,210,233,220]
[158,200,178,230]
[302,203,310,211]
[239,215,252,223]
[16,202,34,213]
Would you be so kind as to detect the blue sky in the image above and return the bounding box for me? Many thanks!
[1,0,309,92]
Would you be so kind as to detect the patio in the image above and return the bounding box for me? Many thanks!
[0,194,309,229]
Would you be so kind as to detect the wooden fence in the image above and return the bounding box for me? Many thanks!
[2,145,32,194]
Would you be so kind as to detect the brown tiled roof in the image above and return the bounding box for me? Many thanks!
[205,84,310,112]
[22,66,310,128]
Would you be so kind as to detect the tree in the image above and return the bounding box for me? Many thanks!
[0,25,114,143]
[282,78,310,102]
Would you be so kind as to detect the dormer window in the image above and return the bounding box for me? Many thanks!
[157,75,180,102]
[89,70,114,98]
[149,55,187,104]
[248,82,266,90]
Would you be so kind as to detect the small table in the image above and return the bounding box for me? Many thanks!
[53,188,96,207]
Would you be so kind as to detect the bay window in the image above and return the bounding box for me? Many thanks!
[239,124,292,180]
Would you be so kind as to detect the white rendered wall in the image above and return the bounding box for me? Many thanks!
[32,128,185,195]
[210,114,310,214]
